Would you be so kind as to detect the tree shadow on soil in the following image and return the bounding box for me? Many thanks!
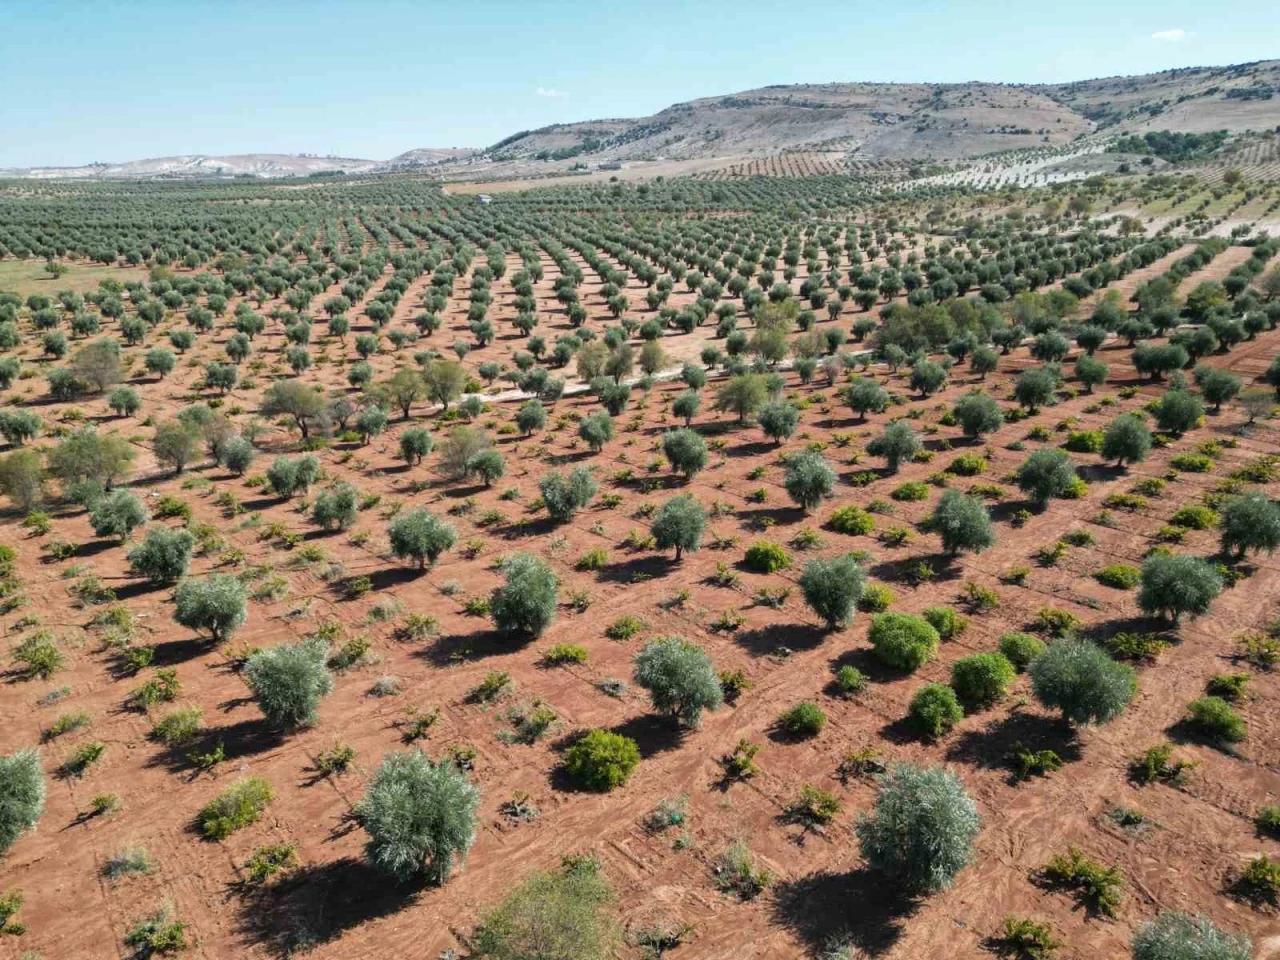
[416,628,525,667]
[109,578,171,602]
[145,717,286,775]
[596,554,677,584]
[609,713,689,759]
[235,858,421,958]
[769,867,916,956]
[944,712,1081,778]
[731,622,827,658]
[867,552,963,587]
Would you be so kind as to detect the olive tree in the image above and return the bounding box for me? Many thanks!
[1220,492,1280,558]
[845,377,889,420]
[672,390,701,426]
[714,373,768,422]
[952,392,1004,439]
[783,450,836,512]
[1132,911,1251,960]
[798,554,866,630]
[244,637,334,729]
[1193,366,1242,413]
[0,748,46,856]
[90,489,148,540]
[866,420,921,473]
[757,400,799,444]
[127,526,196,582]
[1137,553,1222,623]
[661,428,708,479]
[399,427,434,466]
[1029,639,1136,724]
[312,482,359,531]
[491,553,558,639]
[855,763,980,894]
[388,509,456,569]
[1014,367,1057,411]
[928,490,994,555]
[650,494,705,560]
[632,636,723,727]
[1101,414,1151,467]
[356,749,479,885]
[577,410,614,452]
[1155,389,1204,436]
[910,359,947,397]
[540,467,597,521]
[1015,449,1078,506]
[174,574,248,642]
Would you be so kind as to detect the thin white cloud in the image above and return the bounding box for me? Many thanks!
[1151,28,1189,42]
[535,87,567,98]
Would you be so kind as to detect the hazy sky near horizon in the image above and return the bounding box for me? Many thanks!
[2,0,1276,167]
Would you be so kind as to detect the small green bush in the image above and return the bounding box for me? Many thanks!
[827,505,874,535]
[908,683,963,738]
[777,701,826,738]
[198,777,274,840]
[891,481,929,502]
[951,653,1016,706]
[869,613,940,671]
[563,730,640,792]
[858,583,895,612]
[922,606,967,640]
[743,540,791,573]
[1094,564,1141,589]
[1185,696,1246,742]
[999,632,1045,671]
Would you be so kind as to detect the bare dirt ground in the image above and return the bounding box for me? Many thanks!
[2,220,1280,958]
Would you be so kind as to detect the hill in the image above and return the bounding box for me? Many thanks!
[2,60,1277,179]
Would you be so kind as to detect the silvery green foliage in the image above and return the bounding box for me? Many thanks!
[387,508,456,568]
[783,450,836,511]
[90,489,148,540]
[0,748,46,855]
[245,637,333,729]
[632,636,723,727]
[866,420,920,472]
[1132,911,1251,960]
[357,750,479,884]
[490,553,558,638]
[799,554,865,630]
[540,466,598,521]
[174,574,248,642]
[127,526,196,582]
[650,494,705,560]
[1137,553,1223,623]
[856,763,979,893]
[929,490,995,555]
[1029,639,1136,725]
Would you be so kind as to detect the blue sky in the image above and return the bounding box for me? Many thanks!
[1,0,1275,167]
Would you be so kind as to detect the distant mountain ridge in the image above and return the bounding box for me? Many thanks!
[3,60,1277,179]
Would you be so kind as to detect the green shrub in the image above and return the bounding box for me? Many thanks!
[858,583,895,612]
[1094,564,1140,589]
[1063,430,1103,453]
[1169,505,1218,530]
[891,481,929,502]
[999,632,1045,671]
[1170,453,1214,473]
[827,505,873,535]
[1042,846,1123,917]
[908,683,964,737]
[835,664,865,695]
[777,701,826,738]
[123,905,188,956]
[998,916,1062,960]
[743,540,791,573]
[713,839,772,900]
[199,777,274,840]
[151,707,203,746]
[563,730,641,792]
[543,644,588,666]
[869,613,940,671]
[951,653,1016,706]
[922,605,968,640]
[1185,696,1246,742]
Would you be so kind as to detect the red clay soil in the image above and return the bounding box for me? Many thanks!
[5,257,1280,959]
